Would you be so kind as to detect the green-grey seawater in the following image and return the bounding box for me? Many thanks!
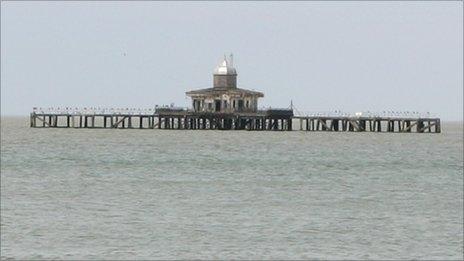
[1,117,463,260]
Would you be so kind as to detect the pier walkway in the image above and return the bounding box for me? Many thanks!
[294,116,440,133]
[29,107,293,131]
[29,107,440,133]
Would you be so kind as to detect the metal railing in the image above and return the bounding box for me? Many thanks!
[31,107,438,119]
[32,107,160,115]
[293,110,438,119]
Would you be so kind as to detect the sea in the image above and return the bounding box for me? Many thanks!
[1,117,463,260]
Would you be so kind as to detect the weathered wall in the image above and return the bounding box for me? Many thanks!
[213,74,237,88]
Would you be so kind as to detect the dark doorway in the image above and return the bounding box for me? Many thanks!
[193,100,201,112]
[215,100,221,112]
[238,100,244,112]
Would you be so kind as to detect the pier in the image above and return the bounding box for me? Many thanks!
[294,116,440,133]
[29,108,294,131]
[30,108,440,133]
[28,55,441,134]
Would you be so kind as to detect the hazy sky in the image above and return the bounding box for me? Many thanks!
[1,2,462,120]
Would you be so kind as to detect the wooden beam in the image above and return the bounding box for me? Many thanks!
[112,116,127,128]
[35,115,51,127]
[348,119,360,131]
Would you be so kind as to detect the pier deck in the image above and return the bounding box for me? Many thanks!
[30,108,440,133]
[29,108,294,131]
[293,116,440,133]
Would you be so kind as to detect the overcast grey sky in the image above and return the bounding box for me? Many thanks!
[1,2,462,120]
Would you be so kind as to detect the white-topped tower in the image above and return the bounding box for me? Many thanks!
[213,54,237,88]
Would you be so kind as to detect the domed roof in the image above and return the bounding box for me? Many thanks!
[213,55,237,75]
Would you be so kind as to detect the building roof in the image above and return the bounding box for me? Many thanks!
[186,87,264,97]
